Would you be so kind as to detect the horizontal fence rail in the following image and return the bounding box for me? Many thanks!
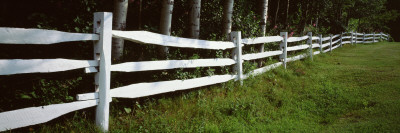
[0,28,99,44]
[0,11,391,132]
[112,30,235,50]
[0,59,98,75]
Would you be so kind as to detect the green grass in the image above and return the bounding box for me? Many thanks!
[28,42,400,132]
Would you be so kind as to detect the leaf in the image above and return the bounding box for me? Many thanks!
[124,107,132,113]
[20,94,32,99]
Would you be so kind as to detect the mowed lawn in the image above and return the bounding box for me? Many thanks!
[35,42,400,132]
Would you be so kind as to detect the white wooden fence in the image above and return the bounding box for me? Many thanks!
[0,12,390,132]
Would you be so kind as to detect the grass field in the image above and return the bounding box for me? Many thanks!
[32,42,400,132]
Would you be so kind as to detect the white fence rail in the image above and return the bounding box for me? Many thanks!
[0,12,390,132]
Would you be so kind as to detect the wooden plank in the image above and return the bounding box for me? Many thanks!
[112,30,236,50]
[287,35,309,42]
[242,36,283,44]
[287,44,309,52]
[313,51,321,55]
[110,75,236,98]
[321,36,331,41]
[331,34,340,40]
[111,58,236,72]
[311,36,320,40]
[286,53,307,62]
[364,37,374,40]
[0,28,99,44]
[242,50,282,61]
[280,32,288,69]
[341,36,352,39]
[323,48,330,53]
[231,31,243,85]
[331,44,340,50]
[243,62,282,79]
[331,39,340,45]
[85,67,98,73]
[0,100,97,131]
[342,41,351,44]
[93,12,112,131]
[321,42,330,48]
[77,92,98,101]
[0,59,98,75]
[312,43,320,48]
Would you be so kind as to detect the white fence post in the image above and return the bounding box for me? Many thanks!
[280,32,288,69]
[230,31,243,85]
[380,32,383,41]
[308,32,313,61]
[93,12,112,132]
[329,34,332,52]
[363,33,365,43]
[373,32,375,42]
[351,31,353,45]
[319,34,323,52]
[355,31,357,45]
[340,32,343,47]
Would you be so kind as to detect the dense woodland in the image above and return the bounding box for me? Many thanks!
[0,0,399,127]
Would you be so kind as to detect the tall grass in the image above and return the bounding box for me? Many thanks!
[22,42,400,132]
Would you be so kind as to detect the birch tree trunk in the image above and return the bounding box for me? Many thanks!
[260,0,268,36]
[112,0,128,61]
[190,0,201,39]
[222,0,234,40]
[258,0,269,67]
[159,0,174,58]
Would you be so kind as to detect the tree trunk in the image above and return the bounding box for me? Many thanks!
[190,0,201,39]
[260,0,269,36]
[274,0,280,26]
[138,0,142,30]
[159,0,174,59]
[112,0,128,61]
[258,0,269,67]
[286,0,289,28]
[222,0,234,40]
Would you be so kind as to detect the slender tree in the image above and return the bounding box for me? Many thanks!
[222,0,234,40]
[190,0,201,39]
[258,0,269,67]
[274,0,281,26]
[112,0,128,61]
[286,0,289,28]
[159,0,174,58]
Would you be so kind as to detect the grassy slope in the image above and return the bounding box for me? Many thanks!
[36,42,400,132]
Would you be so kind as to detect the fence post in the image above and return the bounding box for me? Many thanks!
[319,34,323,52]
[373,32,375,42]
[329,34,332,52]
[93,12,112,132]
[230,31,243,85]
[340,32,343,47]
[380,32,383,41]
[307,32,313,61]
[280,32,288,69]
[363,33,365,43]
[350,31,353,45]
[355,31,357,45]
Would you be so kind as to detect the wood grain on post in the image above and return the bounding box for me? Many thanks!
[230,31,243,85]
[93,12,112,132]
[280,32,288,69]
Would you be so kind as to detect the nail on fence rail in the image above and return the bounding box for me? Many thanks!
[0,12,390,132]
